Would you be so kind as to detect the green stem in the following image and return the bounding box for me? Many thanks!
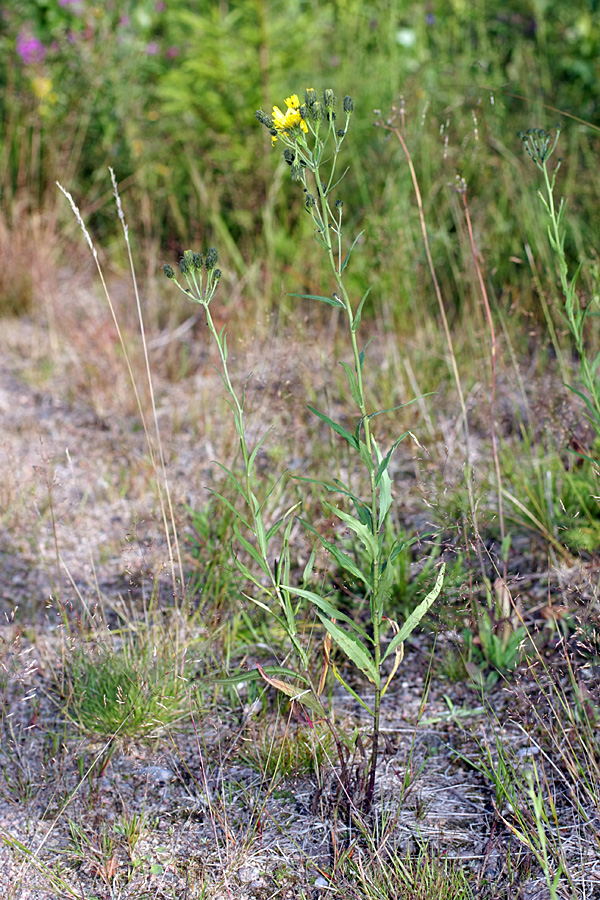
[313,159,383,809]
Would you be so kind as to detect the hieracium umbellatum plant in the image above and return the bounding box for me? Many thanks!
[520,126,600,456]
[165,89,444,812]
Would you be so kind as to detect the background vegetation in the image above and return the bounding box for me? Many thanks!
[3,0,600,324]
[1,2,600,898]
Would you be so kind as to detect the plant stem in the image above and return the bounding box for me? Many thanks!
[313,160,382,810]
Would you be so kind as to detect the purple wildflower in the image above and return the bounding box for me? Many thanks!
[156,1,167,10]
[16,30,47,65]
[426,13,435,25]
[165,46,179,58]
[145,42,159,55]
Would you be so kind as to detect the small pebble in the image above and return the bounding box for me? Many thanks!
[140,765,175,784]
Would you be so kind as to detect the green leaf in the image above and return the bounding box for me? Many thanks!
[352,287,372,333]
[378,467,392,530]
[307,406,359,449]
[332,664,374,715]
[283,585,371,641]
[302,545,317,586]
[358,338,374,371]
[375,435,410,486]
[248,429,273,477]
[358,439,375,472]
[382,565,445,662]
[233,555,269,592]
[266,517,285,541]
[298,518,371,587]
[208,666,309,686]
[339,361,362,407]
[233,521,269,574]
[340,230,364,273]
[219,325,228,361]
[214,461,249,505]
[373,554,396,616]
[324,502,379,561]
[287,293,344,308]
[209,489,251,530]
[317,616,380,686]
[372,437,392,529]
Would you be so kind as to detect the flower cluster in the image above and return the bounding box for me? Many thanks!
[519,127,562,168]
[270,94,308,144]
[255,88,354,182]
[163,248,221,308]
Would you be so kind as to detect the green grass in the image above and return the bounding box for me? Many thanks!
[62,630,192,740]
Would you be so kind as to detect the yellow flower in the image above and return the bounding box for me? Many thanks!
[271,93,308,143]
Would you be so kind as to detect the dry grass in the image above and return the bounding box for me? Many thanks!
[0,209,598,898]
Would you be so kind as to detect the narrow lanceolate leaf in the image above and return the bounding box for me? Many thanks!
[372,437,392,529]
[284,585,371,640]
[208,666,309,686]
[380,618,404,698]
[340,230,364,273]
[307,406,359,449]
[324,503,379,560]
[233,521,269,574]
[214,462,249,505]
[378,465,392,530]
[256,665,323,714]
[287,293,344,308]
[382,564,445,663]
[233,556,271,594]
[358,439,375,472]
[339,361,362,408]
[317,633,332,695]
[352,287,372,334]
[332,663,374,715]
[209,490,251,530]
[317,617,380,686]
[358,338,374,371]
[375,435,410,486]
[219,325,228,361]
[247,428,273,477]
[298,518,370,587]
[266,517,285,542]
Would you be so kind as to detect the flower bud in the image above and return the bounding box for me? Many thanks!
[335,199,343,209]
[214,268,222,280]
[311,101,323,122]
[205,247,219,270]
[305,88,317,107]
[183,249,195,271]
[179,258,189,275]
[343,95,354,114]
[192,252,203,270]
[283,148,294,166]
[305,193,316,209]
[323,89,336,109]
[163,264,175,279]
[255,109,274,129]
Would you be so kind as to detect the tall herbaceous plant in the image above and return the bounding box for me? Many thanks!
[165,90,444,812]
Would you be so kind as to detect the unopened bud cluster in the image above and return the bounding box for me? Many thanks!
[519,126,562,168]
[163,247,221,306]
